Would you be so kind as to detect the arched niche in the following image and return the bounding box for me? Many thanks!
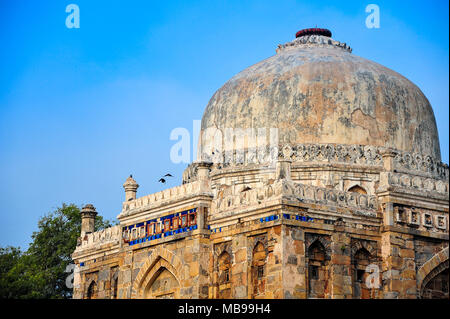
[307,240,329,298]
[348,185,367,195]
[251,242,267,298]
[217,251,232,299]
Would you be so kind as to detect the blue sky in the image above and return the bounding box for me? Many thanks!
[0,0,448,249]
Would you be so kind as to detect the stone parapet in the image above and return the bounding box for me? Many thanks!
[211,179,378,217]
[379,171,449,200]
[393,151,448,180]
[74,225,121,254]
[118,180,212,219]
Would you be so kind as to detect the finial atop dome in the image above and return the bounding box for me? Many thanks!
[295,27,332,38]
[276,28,351,53]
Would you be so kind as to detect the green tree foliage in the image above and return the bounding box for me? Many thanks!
[0,203,113,298]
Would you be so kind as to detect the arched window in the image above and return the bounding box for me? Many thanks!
[217,251,231,299]
[86,281,98,299]
[307,240,328,298]
[251,242,267,298]
[352,248,372,299]
[348,185,367,194]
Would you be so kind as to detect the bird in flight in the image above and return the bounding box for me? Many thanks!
[158,178,166,183]
[164,173,173,177]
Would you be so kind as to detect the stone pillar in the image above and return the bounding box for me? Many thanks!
[265,225,283,298]
[196,205,209,231]
[123,175,139,201]
[232,234,248,298]
[119,251,133,299]
[276,159,291,180]
[329,219,352,298]
[196,161,212,181]
[73,264,82,299]
[80,204,97,236]
[382,202,395,227]
[381,148,398,172]
[192,234,211,299]
[282,225,306,298]
[381,231,417,299]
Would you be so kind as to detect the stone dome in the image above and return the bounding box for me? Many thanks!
[199,31,441,161]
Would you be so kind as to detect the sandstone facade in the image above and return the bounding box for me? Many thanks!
[71,29,449,299]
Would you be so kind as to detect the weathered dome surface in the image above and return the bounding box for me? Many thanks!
[200,34,441,160]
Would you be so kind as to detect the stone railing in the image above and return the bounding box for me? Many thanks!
[212,180,284,213]
[201,143,384,171]
[279,143,384,166]
[198,142,448,182]
[281,180,378,214]
[393,151,449,180]
[76,225,121,250]
[212,180,378,217]
[118,180,211,218]
[380,172,449,196]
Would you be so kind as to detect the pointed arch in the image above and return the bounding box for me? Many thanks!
[307,239,329,298]
[251,241,267,298]
[218,251,231,284]
[418,246,449,299]
[86,280,98,299]
[348,185,367,195]
[217,250,232,299]
[131,246,184,299]
[352,247,373,299]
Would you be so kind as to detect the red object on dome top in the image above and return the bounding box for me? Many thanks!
[295,28,332,38]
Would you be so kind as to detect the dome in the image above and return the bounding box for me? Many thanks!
[199,30,441,162]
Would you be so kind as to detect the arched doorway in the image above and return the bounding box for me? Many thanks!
[251,242,267,298]
[86,281,98,299]
[307,240,329,298]
[144,266,180,299]
[217,251,232,299]
[352,248,373,299]
[422,268,449,299]
[418,247,449,299]
[132,247,184,299]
